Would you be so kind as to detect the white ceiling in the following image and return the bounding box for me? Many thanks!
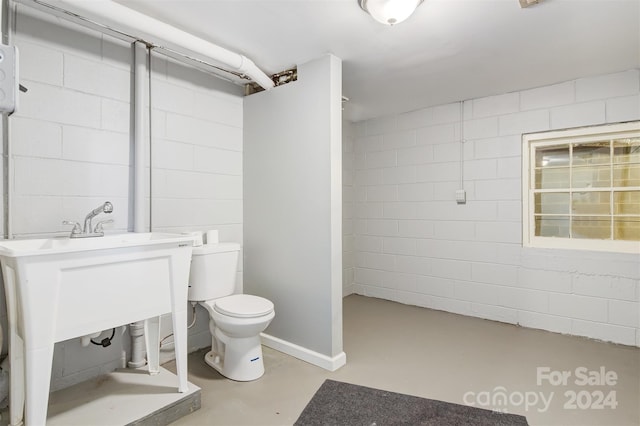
[116,0,640,122]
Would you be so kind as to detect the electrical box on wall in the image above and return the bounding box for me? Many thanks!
[456,189,466,204]
[0,43,18,114]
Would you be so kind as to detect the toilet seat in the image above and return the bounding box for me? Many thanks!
[214,294,274,318]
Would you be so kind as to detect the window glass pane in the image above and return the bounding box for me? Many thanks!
[613,163,640,187]
[526,124,640,250]
[572,191,610,215]
[535,145,569,168]
[572,165,610,188]
[573,141,610,166]
[613,138,640,164]
[535,167,569,189]
[572,216,611,240]
[614,216,640,241]
[535,216,569,237]
[614,191,640,215]
[535,193,569,214]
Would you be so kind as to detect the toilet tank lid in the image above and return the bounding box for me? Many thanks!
[192,242,241,255]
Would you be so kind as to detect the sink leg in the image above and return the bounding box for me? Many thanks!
[8,334,25,426]
[24,345,54,425]
[169,252,190,394]
[4,266,25,426]
[171,308,188,393]
[144,317,160,375]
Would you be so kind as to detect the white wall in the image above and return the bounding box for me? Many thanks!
[8,6,132,390]
[11,7,131,238]
[244,54,345,368]
[149,53,244,241]
[2,5,245,389]
[343,119,355,296]
[351,69,640,347]
[149,53,245,359]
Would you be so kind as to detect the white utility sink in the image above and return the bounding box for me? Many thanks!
[0,232,195,426]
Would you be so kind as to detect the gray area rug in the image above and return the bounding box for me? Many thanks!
[294,379,528,426]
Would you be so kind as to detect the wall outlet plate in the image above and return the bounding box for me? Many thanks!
[456,189,466,204]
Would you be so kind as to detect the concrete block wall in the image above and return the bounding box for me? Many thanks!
[2,6,245,389]
[343,119,355,295]
[149,53,244,357]
[351,69,640,347]
[11,7,132,238]
[8,6,132,391]
[149,54,243,241]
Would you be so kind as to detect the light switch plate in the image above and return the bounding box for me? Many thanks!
[456,189,466,204]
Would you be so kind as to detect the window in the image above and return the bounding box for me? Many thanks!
[522,122,640,253]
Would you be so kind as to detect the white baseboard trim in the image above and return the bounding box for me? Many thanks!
[260,333,346,372]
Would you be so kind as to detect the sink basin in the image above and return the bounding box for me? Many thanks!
[0,232,194,425]
[0,232,190,254]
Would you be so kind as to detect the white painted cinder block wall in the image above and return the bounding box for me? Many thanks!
[1,6,244,390]
[343,119,355,296]
[349,69,640,347]
[7,8,133,391]
[149,53,245,357]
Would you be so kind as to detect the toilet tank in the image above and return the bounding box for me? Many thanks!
[188,243,240,301]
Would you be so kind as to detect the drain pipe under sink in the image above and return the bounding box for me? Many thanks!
[128,321,146,368]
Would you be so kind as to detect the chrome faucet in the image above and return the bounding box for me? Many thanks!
[63,201,114,238]
[83,201,113,233]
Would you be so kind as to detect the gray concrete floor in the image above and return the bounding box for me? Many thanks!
[167,294,640,426]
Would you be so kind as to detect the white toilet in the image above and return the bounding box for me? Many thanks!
[188,241,274,381]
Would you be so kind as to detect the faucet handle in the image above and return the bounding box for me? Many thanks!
[62,220,82,234]
[94,219,114,234]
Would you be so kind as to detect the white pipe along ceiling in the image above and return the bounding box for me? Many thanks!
[17,0,276,90]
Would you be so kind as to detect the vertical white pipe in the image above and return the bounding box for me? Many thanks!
[127,321,146,368]
[0,0,12,406]
[459,100,465,189]
[133,41,147,232]
[3,0,13,240]
[129,41,149,368]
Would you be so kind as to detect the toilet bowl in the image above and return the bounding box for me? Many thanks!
[200,294,274,381]
[188,240,275,381]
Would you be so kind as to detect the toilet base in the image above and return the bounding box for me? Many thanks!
[203,334,265,381]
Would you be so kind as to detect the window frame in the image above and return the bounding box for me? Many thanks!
[522,121,640,254]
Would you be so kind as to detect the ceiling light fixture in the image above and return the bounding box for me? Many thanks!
[358,0,424,26]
